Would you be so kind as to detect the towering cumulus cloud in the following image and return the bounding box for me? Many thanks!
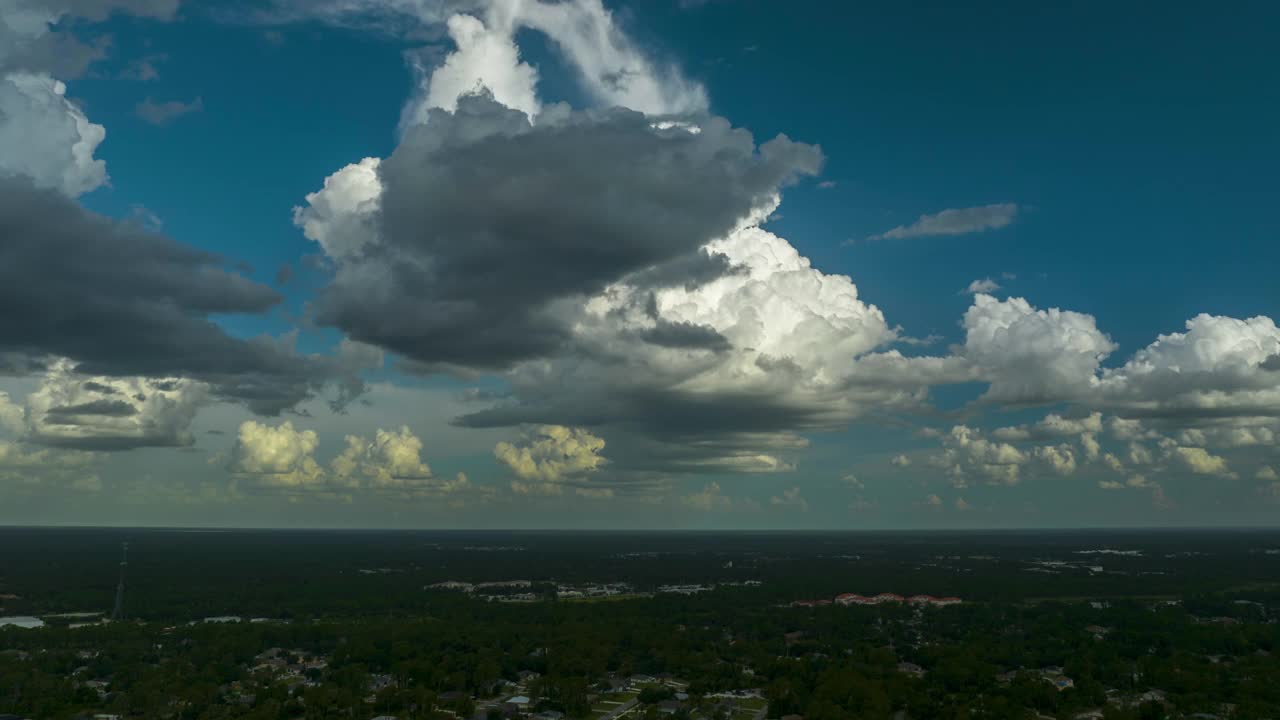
[231,420,326,490]
[0,72,106,195]
[315,94,822,371]
[290,1,978,480]
[961,294,1116,405]
[0,1,178,194]
[6,0,1272,514]
[284,0,973,483]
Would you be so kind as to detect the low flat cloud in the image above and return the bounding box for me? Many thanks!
[868,203,1018,241]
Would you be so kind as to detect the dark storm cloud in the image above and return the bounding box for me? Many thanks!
[316,93,822,371]
[0,176,369,416]
[1,176,276,367]
[624,248,742,291]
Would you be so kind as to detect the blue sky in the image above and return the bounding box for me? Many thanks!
[1,0,1278,528]
[73,2,1279,350]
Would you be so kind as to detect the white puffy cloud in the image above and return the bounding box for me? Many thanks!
[0,2,129,196]
[23,360,207,450]
[924,493,942,507]
[401,12,539,127]
[993,411,1103,441]
[329,426,472,497]
[293,0,702,130]
[0,72,106,196]
[462,217,966,476]
[955,497,972,511]
[989,426,1029,441]
[506,0,707,115]
[1177,425,1275,448]
[1040,412,1104,436]
[1097,313,1280,420]
[933,424,1028,485]
[292,156,382,259]
[230,420,476,498]
[649,224,899,387]
[1108,416,1157,441]
[930,421,1126,483]
[962,294,1116,405]
[769,486,808,511]
[890,454,911,467]
[1080,432,1100,460]
[1171,446,1232,477]
[681,481,731,511]
[494,425,607,488]
[949,304,1280,496]
[331,425,430,486]
[1128,442,1154,466]
[1121,314,1280,376]
[1257,466,1278,481]
[231,420,325,489]
[989,411,1101,465]
[1034,443,1077,476]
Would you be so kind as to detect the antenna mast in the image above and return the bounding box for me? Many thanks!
[111,541,128,621]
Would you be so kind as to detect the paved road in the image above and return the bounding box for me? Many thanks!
[599,697,638,719]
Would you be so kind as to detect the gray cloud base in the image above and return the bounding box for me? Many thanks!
[0,177,369,422]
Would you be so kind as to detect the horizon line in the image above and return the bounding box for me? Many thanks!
[1,523,1278,534]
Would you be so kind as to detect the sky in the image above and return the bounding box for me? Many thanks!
[1,0,1278,529]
